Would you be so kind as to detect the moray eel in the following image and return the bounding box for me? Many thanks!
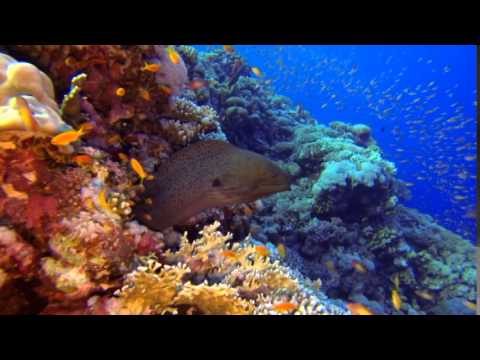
[134,140,292,231]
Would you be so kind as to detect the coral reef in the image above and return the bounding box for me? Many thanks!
[0,46,475,315]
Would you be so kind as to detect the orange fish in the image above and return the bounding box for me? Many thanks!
[107,134,123,145]
[273,302,298,313]
[51,127,85,146]
[73,154,93,166]
[277,243,286,258]
[221,250,238,259]
[15,96,38,131]
[158,84,173,96]
[64,56,77,67]
[1,183,28,200]
[118,153,129,163]
[116,87,126,97]
[352,260,367,273]
[166,47,181,65]
[130,158,147,181]
[141,62,161,73]
[223,45,235,53]
[0,141,16,150]
[79,122,95,134]
[138,88,151,101]
[347,303,375,315]
[251,67,263,77]
[188,79,208,90]
[255,245,270,257]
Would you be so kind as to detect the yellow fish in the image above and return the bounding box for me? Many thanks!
[464,300,476,311]
[392,289,402,311]
[414,290,435,301]
[141,62,161,73]
[251,67,263,77]
[277,243,286,258]
[352,260,367,273]
[130,158,148,181]
[15,96,38,131]
[166,46,181,65]
[1,183,29,200]
[392,274,400,289]
[98,188,112,213]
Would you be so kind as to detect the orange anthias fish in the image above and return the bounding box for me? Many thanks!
[138,88,152,101]
[251,67,263,77]
[166,47,181,65]
[130,158,148,182]
[1,183,29,200]
[223,45,235,53]
[221,250,238,259]
[141,62,161,73]
[352,260,367,273]
[255,245,270,257]
[347,303,375,315]
[73,154,94,166]
[51,126,85,146]
[116,87,126,97]
[118,153,129,163]
[273,302,298,313]
[277,243,286,258]
[158,84,173,96]
[0,141,16,150]
[188,79,208,90]
[15,96,38,131]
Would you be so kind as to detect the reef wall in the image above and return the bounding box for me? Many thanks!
[0,45,476,315]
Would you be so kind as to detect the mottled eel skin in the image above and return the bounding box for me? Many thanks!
[134,140,292,231]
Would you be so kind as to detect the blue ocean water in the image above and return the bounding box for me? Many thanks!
[195,45,477,243]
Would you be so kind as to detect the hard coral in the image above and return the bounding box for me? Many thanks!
[9,45,188,127]
[104,221,347,315]
[0,52,71,134]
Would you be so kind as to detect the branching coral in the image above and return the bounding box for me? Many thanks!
[103,221,347,315]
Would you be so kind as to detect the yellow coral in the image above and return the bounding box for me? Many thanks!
[112,261,188,315]
[174,282,254,315]
[0,52,71,134]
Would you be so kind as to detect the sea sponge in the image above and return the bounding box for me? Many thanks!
[0,52,71,134]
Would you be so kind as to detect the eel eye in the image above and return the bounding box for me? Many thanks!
[212,178,222,187]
